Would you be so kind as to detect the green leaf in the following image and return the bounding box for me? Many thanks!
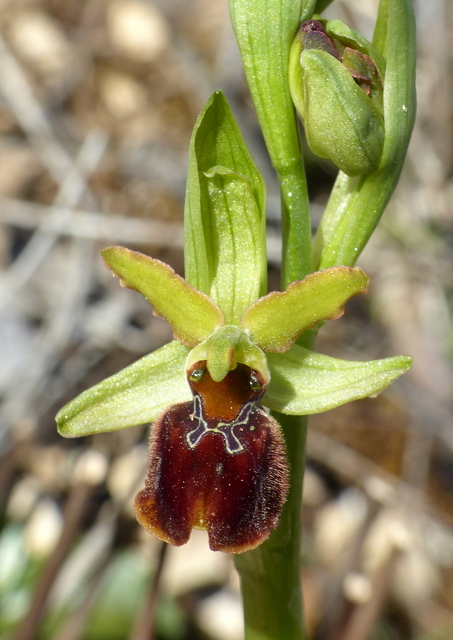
[184,91,267,307]
[102,246,224,347]
[241,267,369,352]
[56,341,190,437]
[264,344,412,414]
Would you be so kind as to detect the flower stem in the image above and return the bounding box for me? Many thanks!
[278,162,313,287]
[229,0,314,286]
[235,413,308,640]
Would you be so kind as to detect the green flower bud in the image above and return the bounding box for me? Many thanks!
[289,19,385,176]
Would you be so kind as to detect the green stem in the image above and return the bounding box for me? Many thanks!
[229,2,317,637]
[229,0,314,285]
[279,161,312,287]
[234,414,308,640]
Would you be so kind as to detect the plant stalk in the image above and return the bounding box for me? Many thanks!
[235,414,308,640]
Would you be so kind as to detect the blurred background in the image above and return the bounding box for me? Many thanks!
[0,0,452,638]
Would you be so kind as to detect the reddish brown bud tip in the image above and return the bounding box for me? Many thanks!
[134,363,288,553]
[300,20,340,59]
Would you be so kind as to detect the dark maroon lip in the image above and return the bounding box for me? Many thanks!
[134,363,289,553]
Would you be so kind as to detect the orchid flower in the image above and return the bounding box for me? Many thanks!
[56,92,411,553]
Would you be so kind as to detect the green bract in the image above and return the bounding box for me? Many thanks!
[56,91,411,441]
[313,0,416,268]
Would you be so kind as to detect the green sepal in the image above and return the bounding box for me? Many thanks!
[102,246,224,347]
[56,341,191,437]
[241,267,369,352]
[201,166,266,323]
[265,345,412,414]
[185,325,270,384]
[184,91,266,308]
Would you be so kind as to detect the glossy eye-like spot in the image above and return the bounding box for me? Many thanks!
[187,361,266,422]
[188,366,206,383]
[249,370,262,391]
[134,363,289,553]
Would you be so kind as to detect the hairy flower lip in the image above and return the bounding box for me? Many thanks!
[134,362,289,553]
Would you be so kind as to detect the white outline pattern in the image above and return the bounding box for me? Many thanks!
[185,394,260,455]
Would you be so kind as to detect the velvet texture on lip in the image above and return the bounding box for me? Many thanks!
[134,361,289,553]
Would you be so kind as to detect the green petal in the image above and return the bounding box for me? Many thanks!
[102,246,224,347]
[241,266,369,352]
[184,91,267,318]
[264,344,412,415]
[56,341,191,437]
